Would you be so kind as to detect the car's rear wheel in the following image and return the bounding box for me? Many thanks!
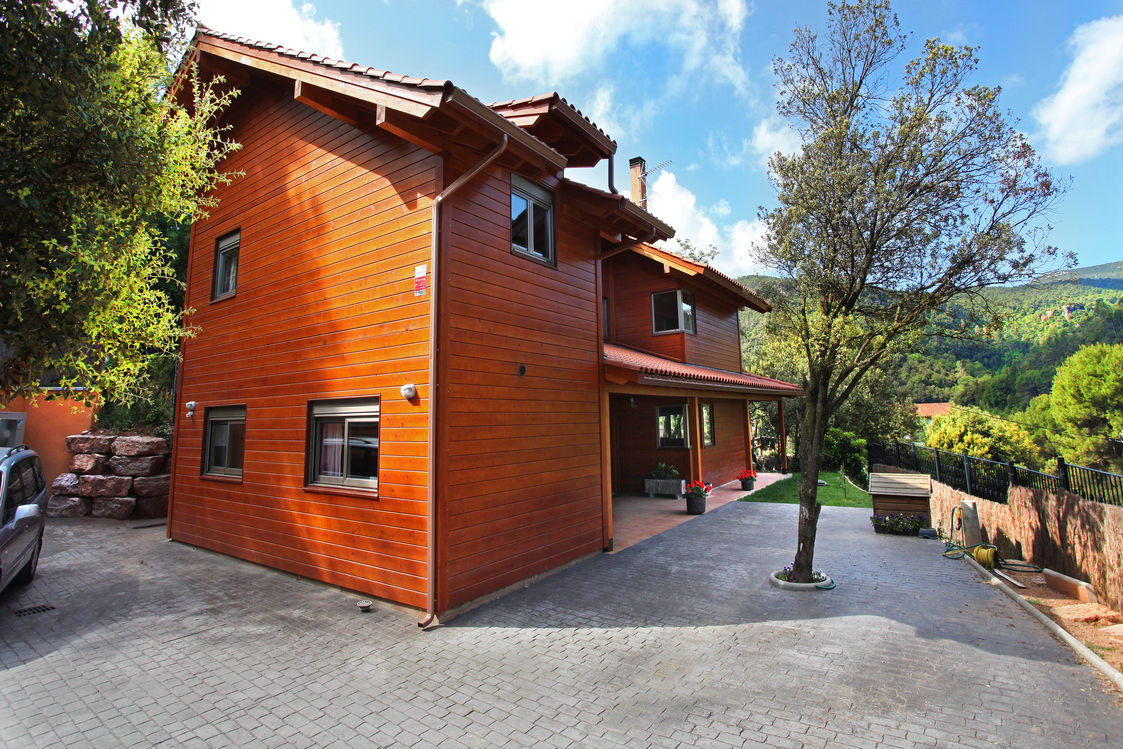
[14,534,41,586]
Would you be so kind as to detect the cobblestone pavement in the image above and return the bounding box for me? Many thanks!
[2,503,1120,748]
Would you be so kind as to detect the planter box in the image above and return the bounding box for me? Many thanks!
[645,478,685,498]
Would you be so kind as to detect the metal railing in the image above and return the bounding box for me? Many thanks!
[867,441,1123,507]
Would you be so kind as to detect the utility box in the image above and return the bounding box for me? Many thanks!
[868,472,932,523]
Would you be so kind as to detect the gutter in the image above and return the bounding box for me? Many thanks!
[419,134,510,629]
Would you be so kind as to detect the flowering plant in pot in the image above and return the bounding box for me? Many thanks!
[684,480,712,515]
[737,468,757,490]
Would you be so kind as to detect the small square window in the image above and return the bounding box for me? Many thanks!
[652,290,696,334]
[213,230,240,300]
[657,404,690,449]
[510,176,555,265]
[701,403,715,447]
[308,398,380,491]
[204,406,246,477]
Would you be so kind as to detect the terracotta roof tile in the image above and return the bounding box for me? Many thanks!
[488,92,615,145]
[916,402,952,418]
[604,344,802,395]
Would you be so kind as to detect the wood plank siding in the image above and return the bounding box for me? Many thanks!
[700,398,750,486]
[169,80,440,609]
[438,166,604,610]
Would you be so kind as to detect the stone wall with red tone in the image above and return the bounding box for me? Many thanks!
[48,432,170,520]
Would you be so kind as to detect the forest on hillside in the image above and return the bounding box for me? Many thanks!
[739,260,1123,472]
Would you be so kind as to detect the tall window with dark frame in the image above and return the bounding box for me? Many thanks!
[213,230,240,300]
[308,398,380,491]
[701,403,715,447]
[510,175,555,264]
[602,296,610,341]
[651,290,696,333]
[204,406,246,477]
[657,404,690,448]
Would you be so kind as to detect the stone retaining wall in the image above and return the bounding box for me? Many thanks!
[873,463,1123,612]
[47,432,170,520]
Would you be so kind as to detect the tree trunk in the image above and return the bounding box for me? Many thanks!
[790,370,831,583]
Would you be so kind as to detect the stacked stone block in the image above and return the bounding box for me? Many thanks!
[48,433,171,520]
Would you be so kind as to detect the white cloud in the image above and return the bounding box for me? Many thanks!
[582,85,658,141]
[196,0,344,60]
[1032,14,1123,165]
[647,171,771,277]
[481,0,750,93]
[750,117,801,168]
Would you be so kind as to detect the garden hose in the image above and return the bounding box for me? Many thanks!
[942,508,1042,573]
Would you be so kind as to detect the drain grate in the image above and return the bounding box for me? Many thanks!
[13,604,55,617]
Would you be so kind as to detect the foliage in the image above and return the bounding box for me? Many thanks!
[647,462,681,480]
[822,428,868,483]
[870,514,925,535]
[684,480,712,501]
[756,0,1063,582]
[777,565,828,583]
[740,472,872,508]
[1048,343,1123,471]
[0,1,239,404]
[674,238,719,265]
[925,406,1041,468]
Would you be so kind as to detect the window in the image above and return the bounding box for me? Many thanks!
[701,403,715,447]
[204,406,246,477]
[602,296,610,341]
[308,398,380,491]
[651,290,696,334]
[657,404,690,449]
[510,175,554,265]
[213,230,240,299]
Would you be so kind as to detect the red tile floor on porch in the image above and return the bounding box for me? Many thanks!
[610,472,787,552]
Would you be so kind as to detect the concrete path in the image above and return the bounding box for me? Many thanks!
[2,503,1120,748]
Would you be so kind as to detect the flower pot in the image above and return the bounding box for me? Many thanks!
[740,478,755,491]
[686,495,706,514]
[645,478,685,498]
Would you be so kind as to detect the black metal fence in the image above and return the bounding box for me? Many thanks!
[867,442,1123,507]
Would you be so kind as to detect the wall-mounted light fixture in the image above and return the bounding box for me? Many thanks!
[399,384,417,400]
[185,401,196,418]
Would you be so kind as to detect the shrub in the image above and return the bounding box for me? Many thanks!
[870,514,925,535]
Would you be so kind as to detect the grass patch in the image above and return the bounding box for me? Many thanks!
[740,471,872,508]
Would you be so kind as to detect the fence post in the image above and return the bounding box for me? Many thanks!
[912,443,918,471]
[963,452,973,497]
[933,448,941,483]
[1007,461,1016,486]
[1057,457,1070,492]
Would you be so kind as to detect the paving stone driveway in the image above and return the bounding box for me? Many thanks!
[2,502,1120,748]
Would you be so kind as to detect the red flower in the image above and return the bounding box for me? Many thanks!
[737,469,757,480]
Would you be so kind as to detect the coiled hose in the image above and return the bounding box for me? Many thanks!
[942,507,1042,573]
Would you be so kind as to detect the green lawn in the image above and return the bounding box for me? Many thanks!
[740,471,872,508]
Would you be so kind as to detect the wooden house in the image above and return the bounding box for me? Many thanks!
[168,29,802,622]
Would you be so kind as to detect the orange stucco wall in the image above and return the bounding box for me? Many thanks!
[2,395,97,485]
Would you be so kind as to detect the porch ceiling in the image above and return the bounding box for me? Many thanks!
[603,343,803,398]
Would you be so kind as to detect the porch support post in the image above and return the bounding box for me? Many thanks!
[778,398,788,473]
[743,400,754,473]
[599,387,613,551]
[688,396,702,482]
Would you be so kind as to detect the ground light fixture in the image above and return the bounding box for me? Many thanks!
[357,600,373,613]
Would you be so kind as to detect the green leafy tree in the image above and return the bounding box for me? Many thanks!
[1048,343,1123,471]
[0,0,238,404]
[925,406,1041,469]
[757,1,1063,582]
[674,238,719,265]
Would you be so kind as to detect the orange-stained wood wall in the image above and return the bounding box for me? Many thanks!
[168,79,439,609]
[436,165,605,611]
[605,252,743,371]
[2,395,96,486]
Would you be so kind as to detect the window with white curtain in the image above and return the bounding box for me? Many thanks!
[308,398,380,491]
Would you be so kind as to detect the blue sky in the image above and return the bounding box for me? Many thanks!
[196,1,1123,279]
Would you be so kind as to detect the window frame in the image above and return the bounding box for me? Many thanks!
[651,289,697,335]
[212,230,240,301]
[203,405,246,478]
[307,398,381,493]
[701,403,715,447]
[510,175,556,266]
[656,403,691,449]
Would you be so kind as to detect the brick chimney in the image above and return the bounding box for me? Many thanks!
[629,156,647,210]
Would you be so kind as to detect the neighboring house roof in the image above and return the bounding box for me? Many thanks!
[489,93,616,167]
[603,344,803,396]
[630,244,771,313]
[915,402,952,419]
[868,472,932,497]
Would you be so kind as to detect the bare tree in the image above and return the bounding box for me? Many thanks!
[756,0,1065,582]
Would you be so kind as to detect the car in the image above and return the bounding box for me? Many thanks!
[0,445,47,593]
